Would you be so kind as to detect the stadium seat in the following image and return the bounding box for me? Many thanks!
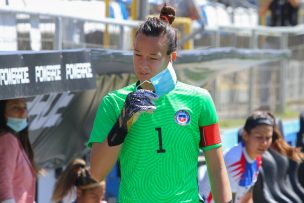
[258,150,292,203]
[247,8,258,26]
[253,168,277,203]
[288,159,304,202]
[275,118,284,136]
[296,112,304,189]
[201,4,218,28]
[299,162,304,188]
[215,4,231,26]
[237,128,243,143]
[296,112,304,149]
[233,7,250,27]
[268,148,302,203]
[0,13,17,51]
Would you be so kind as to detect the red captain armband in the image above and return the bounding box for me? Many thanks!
[199,123,221,148]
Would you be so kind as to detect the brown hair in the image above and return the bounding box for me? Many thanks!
[243,111,275,133]
[52,159,102,202]
[271,127,304,162]
[159,3,176,24]
[135,3,177,55]
[0,99,36,172]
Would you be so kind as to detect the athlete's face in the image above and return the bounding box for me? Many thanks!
[243,125,273,159]
[133,33,176,83]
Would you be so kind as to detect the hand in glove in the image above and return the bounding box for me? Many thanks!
[107,89,158,146]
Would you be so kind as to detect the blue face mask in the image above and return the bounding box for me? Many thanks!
[151,62,177,97]
[140,62,177,97]
[7,117,28,132]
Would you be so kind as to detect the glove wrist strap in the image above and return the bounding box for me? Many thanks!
[107,116,128,146]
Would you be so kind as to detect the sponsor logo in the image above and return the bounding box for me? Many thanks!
[0,67,30,85]
[66,62,93,79]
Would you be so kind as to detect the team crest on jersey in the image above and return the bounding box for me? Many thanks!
[175,110,190,126]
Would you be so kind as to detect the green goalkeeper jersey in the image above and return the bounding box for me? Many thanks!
[88,81,219,203]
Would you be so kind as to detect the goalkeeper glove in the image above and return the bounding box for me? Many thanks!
[107,89,158,146]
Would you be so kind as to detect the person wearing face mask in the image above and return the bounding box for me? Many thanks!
[200,111,275,203]
[88,3,232,203]
[0,98,37,203]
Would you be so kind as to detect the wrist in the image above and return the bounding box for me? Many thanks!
[107,118,128,146]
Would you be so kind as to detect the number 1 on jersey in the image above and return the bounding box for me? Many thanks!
[155,127,166,153]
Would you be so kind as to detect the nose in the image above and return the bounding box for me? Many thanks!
[21,110,27,118]
[261,140,267,146]
[138,59,149,71]
[260,138,270,147]
[17,107,27,118]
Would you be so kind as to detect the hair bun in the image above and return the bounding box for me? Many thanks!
[159,3,176,25]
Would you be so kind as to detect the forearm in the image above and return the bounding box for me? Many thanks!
[241,198,253,203]
[90,141,122,181]
[259,0,272,17]
[239,191,253,203]
[205,147,232,203]
[89,90,157,180]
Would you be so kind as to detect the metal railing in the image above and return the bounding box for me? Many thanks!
[0,6,141,50]
[0,6,303,119]
[199,25,304,118]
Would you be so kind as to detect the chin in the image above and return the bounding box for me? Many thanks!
[258,150,266,155]
[135,74,146,81]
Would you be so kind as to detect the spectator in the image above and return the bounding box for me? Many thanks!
[259,0,300,26]
[0,98,37,203]
[88,3,232,203]
[296,112,304,188]
[271,122,304,162]
[200,111,275,203]
[258,0,300,109]
[253,119,304,203]
[52,158,106,203]
[258,0,301,109]
[296,112,304,151]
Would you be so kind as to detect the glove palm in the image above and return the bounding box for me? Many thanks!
[108,89,158,146]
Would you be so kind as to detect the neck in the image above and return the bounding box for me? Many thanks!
[244,145,256,161]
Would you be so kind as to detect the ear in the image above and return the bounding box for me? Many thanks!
[170,52,177,62]
[242,131,249,142]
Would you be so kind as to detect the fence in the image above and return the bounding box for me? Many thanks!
[198,25,304,118]
[0,5,139,50]
[0,5,303,119]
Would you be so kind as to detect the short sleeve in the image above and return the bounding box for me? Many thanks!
[198,90,218,127]
[198,90,221,151]
[87,94,121,147]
